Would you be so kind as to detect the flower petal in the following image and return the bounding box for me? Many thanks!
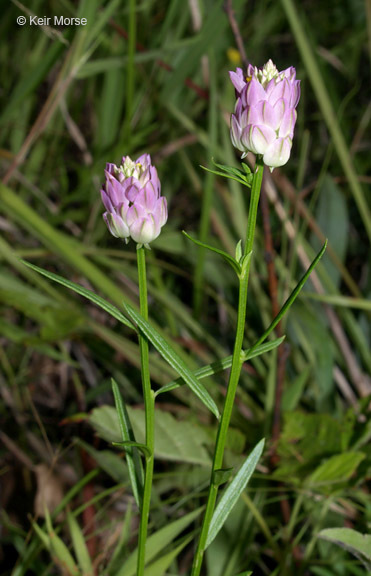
[229,68,246,94]
[248,124,276,154]
[244,77,267,106]
[263,137,292,168]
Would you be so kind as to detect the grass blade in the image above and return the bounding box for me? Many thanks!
[67,510,94,575]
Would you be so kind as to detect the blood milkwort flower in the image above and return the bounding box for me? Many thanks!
[101,154,167,247]
[229,59,300,168]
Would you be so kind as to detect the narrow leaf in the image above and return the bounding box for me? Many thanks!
[32,522,50,549]
[112,379,143,507]
[156,337,285,396]
[22,261,135,330]
[183,231,241,275]
[205,439,265,549]
[67,510,94,575]
[201,159,252,187]
[123,302,220,419]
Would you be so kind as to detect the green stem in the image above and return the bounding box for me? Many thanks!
[245,155,264,255]
[136,246,155,576]
[191,158,265,576]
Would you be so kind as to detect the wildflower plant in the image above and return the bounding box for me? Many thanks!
[23,60,328,576]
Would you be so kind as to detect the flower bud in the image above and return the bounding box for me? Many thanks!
[101,155,167,247]
[229,59,300,168]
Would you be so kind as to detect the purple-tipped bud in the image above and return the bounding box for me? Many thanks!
[101,154,167,247]
[229,59,300,168]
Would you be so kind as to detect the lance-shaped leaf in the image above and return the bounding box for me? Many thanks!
[156,337,285,396]
[123,302,220,419]
[205,438,265,549]
[183,231,241,275]
[112,379,143,507]
[22,260,135,330]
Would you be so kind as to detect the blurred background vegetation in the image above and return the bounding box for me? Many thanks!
[0,0,370,575]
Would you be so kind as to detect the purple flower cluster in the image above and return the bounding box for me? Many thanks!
[101,154,167,247]
[229,59,300,168]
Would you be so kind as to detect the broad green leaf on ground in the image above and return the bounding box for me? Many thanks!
[318,528,371,571]
[308,452,365,488]
[89,405,211,466]
[22,261,134,330]
[278,412,348,460]
[123,302,219,419]
[205,439,265,548]
[117,508,202,576]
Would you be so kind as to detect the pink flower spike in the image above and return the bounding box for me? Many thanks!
[229,60,300,168]
[100,154,167,245]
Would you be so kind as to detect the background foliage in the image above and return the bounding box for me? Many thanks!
[0,0,370,575]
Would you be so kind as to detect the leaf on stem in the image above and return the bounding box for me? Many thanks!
[112,441,152,459]
[123,302,220,419]
[156,337,285,396]
[112,379,144,507]
[22,260,135,330]
[183,231,241,275]
[205,438,265,549]
[212,468,233,487]
[201,159,253,187]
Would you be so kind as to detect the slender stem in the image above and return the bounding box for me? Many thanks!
[191,158,265,576]
[136,246,155,576]
[245,155,264,255]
